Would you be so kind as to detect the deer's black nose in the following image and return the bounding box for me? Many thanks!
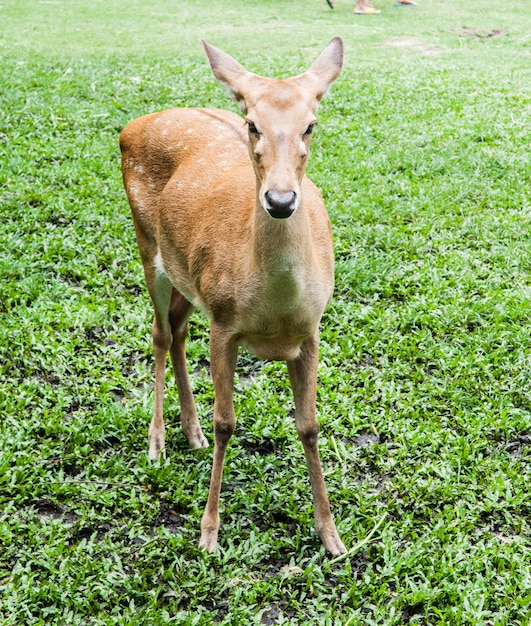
[264,190,297,219]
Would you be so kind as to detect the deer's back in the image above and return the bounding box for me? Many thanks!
[120,108,250,247]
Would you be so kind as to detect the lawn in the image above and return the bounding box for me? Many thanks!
[1,0,530,624]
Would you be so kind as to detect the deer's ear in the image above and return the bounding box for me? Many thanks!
[202,40,254,113]
[292,37,344,104]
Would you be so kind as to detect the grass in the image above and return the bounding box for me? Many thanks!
[1,0,531,623]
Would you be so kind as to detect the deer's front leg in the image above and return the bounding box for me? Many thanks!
[287,336,346,555]
[199,324,238,552]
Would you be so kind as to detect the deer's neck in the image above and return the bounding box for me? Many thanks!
[253,199,313,275]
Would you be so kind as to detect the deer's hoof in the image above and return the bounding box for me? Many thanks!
[318,526,346,555]
[199,532,218,553]
[148,437,166,461]
[326,535,347,556]
[189,431,209,450]
[199,516,220,552]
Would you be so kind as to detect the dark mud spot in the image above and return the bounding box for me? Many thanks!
[240,437,276,456]
[154,498,187,534]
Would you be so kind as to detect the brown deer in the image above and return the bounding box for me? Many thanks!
[120,38,345,555]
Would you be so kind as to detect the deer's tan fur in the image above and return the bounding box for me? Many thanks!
[120,38,345,554]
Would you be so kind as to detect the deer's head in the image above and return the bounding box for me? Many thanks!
[203,38,343,220]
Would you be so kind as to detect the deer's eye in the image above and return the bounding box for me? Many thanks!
[303,123,315,136]
[247,121,260,135]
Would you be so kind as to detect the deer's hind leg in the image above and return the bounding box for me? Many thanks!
[148,267,174,460]
[168,290,208,450]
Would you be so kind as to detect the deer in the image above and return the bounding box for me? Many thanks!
[119,37,346,555]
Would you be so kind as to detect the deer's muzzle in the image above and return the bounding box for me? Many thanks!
[264,189,297,219]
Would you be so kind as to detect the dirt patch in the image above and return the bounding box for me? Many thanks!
[33,499,81,524]
[402,602,427,623]
[455,26,504,39]
[240,437,276,456]
[261,603,297,625]
[505,433,531,457]
[252,510,299,535]
[384,37,448,56]
[154,498,187,533]
[34,499,65,519]
[345,429,389,447]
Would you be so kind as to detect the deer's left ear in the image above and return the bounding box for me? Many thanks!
[291,37,344,104]
[202,40,257,113]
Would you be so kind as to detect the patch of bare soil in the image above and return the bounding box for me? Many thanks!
[455,26,504,39]
[239,437,276,456]
[154,497,187,533]
[384,36,449,56]
[34,498,81,524]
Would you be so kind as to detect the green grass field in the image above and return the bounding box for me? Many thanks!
[1,0,530,623]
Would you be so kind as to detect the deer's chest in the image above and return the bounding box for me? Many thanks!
[235,265,328,356]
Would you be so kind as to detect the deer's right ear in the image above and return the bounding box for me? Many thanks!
[291,37,344,105]
[202,40,253,113]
